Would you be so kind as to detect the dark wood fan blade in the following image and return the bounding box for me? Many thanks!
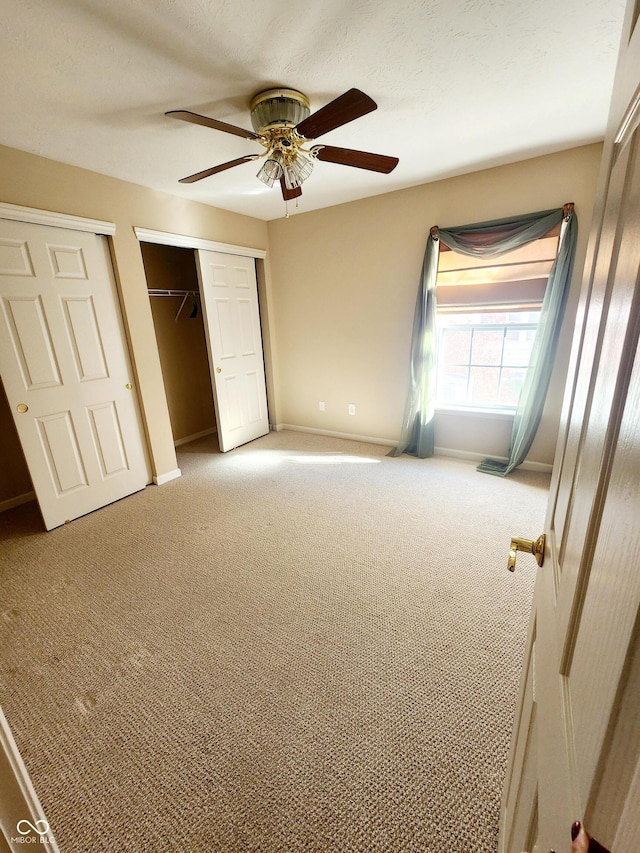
[166,110,261,140]
[296,89,376,140]
[280,176,302,200]
[179,156,257,184]
[314,145,399,173]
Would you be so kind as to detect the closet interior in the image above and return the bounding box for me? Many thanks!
[142,242,217,448]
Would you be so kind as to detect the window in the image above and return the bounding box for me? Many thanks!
[435,229,560,411]
[437,310,540,409]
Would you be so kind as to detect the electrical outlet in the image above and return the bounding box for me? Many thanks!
[319,401,325,412]
[348,404,356,416]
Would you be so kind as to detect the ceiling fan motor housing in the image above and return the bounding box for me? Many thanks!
[250,88,311,134]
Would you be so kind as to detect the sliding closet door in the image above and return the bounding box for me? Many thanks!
[0,218,150,529]
[196,250,269,452]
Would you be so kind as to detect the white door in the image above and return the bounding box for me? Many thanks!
[500,8,640,852]
[196,250,269,452]
[0,219,149,530]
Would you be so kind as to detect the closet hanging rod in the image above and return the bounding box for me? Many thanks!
[148,288,200,297]
[147,288,201,321]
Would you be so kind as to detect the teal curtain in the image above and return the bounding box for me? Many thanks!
[388,233,439,457]
[391,207,578,474]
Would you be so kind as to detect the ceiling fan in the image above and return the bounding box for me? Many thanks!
[166,87,399,201]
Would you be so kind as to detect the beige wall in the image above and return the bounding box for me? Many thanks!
[0,142,604,512]
[0,144,271,489]
[267,143,603,467]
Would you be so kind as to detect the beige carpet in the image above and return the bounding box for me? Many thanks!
[0,431,549,852]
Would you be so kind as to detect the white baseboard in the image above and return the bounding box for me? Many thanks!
[0,491,36,513]
[434,445,553,473]
[153,468,182,485]
[513,459,553,473]
[174,427,217,447]
[273,425,552,473]
[276,423,396,447]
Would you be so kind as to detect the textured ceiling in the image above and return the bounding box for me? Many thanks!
[1,0,627,221]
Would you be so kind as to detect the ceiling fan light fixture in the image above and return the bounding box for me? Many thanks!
[284,151,314,189]
[256,150,285,187]
[169,87,398,205]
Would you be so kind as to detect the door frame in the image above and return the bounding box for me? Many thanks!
[134,227,266,261]
[0,707,59,851]
[0,202,115,236]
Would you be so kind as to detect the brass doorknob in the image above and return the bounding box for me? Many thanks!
[508,534,545,572]
[16,403,28,413]
[216,367,221,373]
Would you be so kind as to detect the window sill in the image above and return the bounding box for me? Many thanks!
[435,405,515,421]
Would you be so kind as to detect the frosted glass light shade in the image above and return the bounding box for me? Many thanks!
[283,152,314,189]
[257,151,284,187]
